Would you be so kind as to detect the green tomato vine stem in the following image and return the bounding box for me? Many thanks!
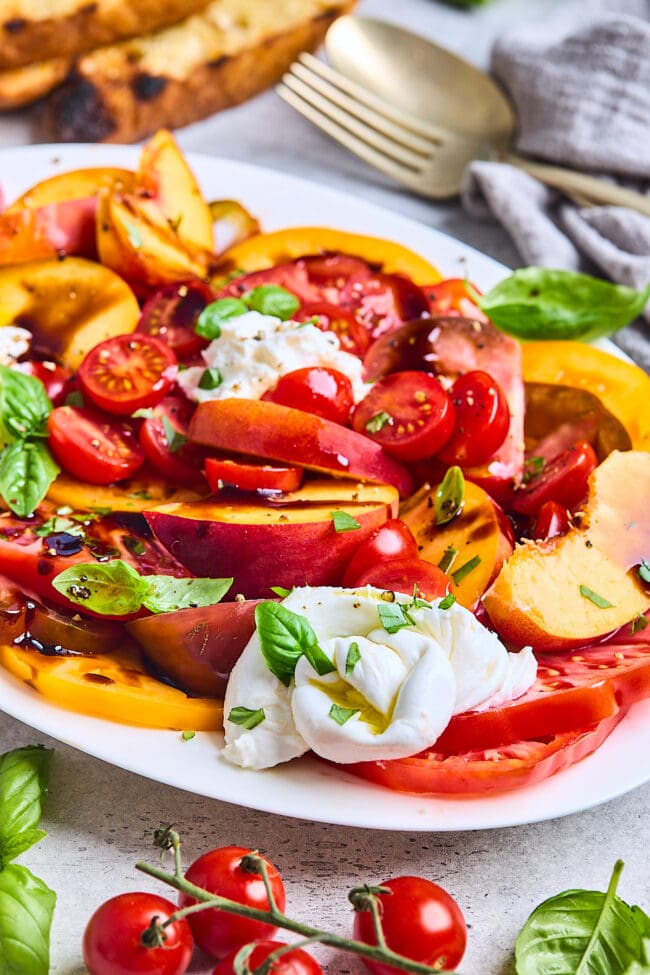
[135,829,458,975]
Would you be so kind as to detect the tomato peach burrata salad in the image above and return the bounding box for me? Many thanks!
[0,131,648,797]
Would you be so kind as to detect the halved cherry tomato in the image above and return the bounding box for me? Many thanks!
[512,440,598,516]
[426,278,486,321]
[347,711,624,795]
[437,370,510,467]
[295,302,371,356]
[265,366,354,425]
[531,500,571,540]
[351,557,450,602]
[204,456,303,494]
[342,519,418,587]
[352,371,454,462]
[213,940,323,975]
[48,405,144,484]
[339,271,430,342]
[136,279,215,359]
[139,395,206,487]
[78,333,178,416]
[21,360,72,406]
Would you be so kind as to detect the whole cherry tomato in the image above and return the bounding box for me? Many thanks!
[353,876,467,975]
[265,366,354,425]
[512,441,598,516]
[351,371,455,462]
[213,940,323,975]
[437,370,510,467]
[83,892,193,975]
[136,279,215,359]
[342,519,418,587]
[78,333,178,416]
[48,405,144,484]
[178,846,286,960]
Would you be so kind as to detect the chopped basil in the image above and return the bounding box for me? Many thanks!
[228,707,266,730]
[522,456,545,484]
[437,546,459,574]
[161,416,186,453]
[377,601,414,634]
[195,298,247,339]
[180,730,196,742]
[270,586,293,598]
[330,510,362,532]
[451,555,481,585]
[630,614,648,635]
[329,704,358,726]
[365,411,393,434]
[579,585,615,609]
[435,466,465,526]
[438,593,457,611]
[639,560,650,584]
[63,390,84,408]
[34,516,84,538]
[345,641,361,675]
[131,407,156,419]
[243,285,300,320]
[124,221,143,249]
[198,367,223,390]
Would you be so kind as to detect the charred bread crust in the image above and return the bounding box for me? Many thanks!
[0,0,211,70]
[48,0,355,143]
[0,56,70,109]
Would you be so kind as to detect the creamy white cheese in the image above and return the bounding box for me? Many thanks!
[176,310,370,404]
[0,326,31,366]
[222,586,537,770]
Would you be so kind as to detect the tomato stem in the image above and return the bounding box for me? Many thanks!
[135,829,460,974]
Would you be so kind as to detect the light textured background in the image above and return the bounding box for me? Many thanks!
[1,1,649,973]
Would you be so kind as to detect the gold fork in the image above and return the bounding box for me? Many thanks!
[277,52,650,216]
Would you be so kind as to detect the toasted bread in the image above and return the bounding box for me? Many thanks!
[48,0,355,143]
[0,0,211,70]
[0,56,70,109]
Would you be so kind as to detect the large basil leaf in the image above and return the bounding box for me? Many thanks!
[0,865,56,975]
[0,441,60,518]
[0,366,52,448]
[0,747,52,870]
[255,601,323,686]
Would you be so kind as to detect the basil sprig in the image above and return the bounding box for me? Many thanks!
[52,559,233,615]
[476,269,650,342]
[0,367,59,516]
[515,860,650,975]
[0,746,56,975]
[255,601,335,686]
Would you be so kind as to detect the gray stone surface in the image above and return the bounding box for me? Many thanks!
[0,1,648,972]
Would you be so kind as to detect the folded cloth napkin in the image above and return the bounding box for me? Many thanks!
[462,0,650,369]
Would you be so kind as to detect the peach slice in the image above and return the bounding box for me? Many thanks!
[400,481,514,609]
[483,450,650,650]
[189,399,413,498]
[8,167,134,210]
[46,468,210,513]
[145,479,399,598]
[0,257,139,369]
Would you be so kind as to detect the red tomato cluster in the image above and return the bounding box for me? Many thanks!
[82,845,467,975]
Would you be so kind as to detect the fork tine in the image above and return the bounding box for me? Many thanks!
[289,59,437,157]
[280,72,429,172]
[276,83,426,192]
[298,52,446,145]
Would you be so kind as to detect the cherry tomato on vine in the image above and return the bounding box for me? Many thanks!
[265,366,354,425]
[342,519,418,587]
[213,940,323,975]
[437,369,510,468]
[78,333,178,416]
[139,395,206,486]
[351,371,455,462]
[136,280,215,358]
[178,846,286,960]
[512,441,598,516]
[48,405,144,484]
[353,876,467,975]
[83,892,193,975]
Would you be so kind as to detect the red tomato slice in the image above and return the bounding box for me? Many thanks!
[426,279,486,321]
[512,440,598,516]
[351,557,450,602]
[78,333,178,416]
[139,395,206,487]
[295,302,371,356]
[342,519,418,587]
[204,456,303,493]
[352,371,455,462]
[346,711,624,795]
[136,279,215,359]
[264,366,354,426]
[48,405,144,484]
[531,500,571,540]
[437,370,510,468]
[20,360,72,406]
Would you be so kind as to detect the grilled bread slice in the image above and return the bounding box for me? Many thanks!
[48,0,354,143]
[0,56,70,109]
[0,0,211,70]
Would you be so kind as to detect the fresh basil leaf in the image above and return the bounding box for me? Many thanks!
[181,730,196,741]
[365,411,393,434]
[378,602,414,634]
[0,440,60,517]
[302,641,336,677]
[142,575,233,613]
[0,366,52,447]
[639,560,650,584]
[479,269,650,342]
[515,861,650,975]
[270,586,292,598]
[243,285,300,320]
[331,510,361,532]
[198,367,222,391]
[228,706,266,730]
[438,593,457,611]
[196,298,247,339]
[631,614,649,635]
[435,467,465,526]
[0,864,56,975]
[0,746,52,869]
[255,601,320,686]
[52,559,146,616]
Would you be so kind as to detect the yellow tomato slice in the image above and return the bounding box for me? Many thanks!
[0,642,222,731]
[522,341,650,452]
[218,227,442,285]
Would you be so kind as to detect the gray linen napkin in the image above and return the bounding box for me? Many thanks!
[462,0,650,369]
